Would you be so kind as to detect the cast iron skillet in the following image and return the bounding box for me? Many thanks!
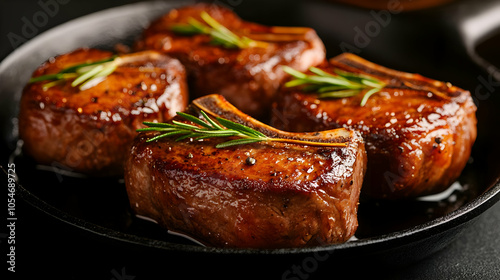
[1,0,499,265]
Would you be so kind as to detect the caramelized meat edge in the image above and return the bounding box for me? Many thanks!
[271,53,477,199]
[125,94,366,248]
[19,48,189,175]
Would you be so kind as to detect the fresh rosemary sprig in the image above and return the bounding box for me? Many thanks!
[137,110,347,148]
[171,11,268,49]
[29,56,119,91]
[282,66,386,106]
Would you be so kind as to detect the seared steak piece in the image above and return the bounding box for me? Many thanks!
[125,94,366,248]
[135,4,325,120]
[19,48,188,176]
[271,53,477,199]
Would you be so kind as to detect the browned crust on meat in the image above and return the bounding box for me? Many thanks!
[125,94,366,248]
[271,53,477,199]
[135,4,325,120]
[19,48,189,176]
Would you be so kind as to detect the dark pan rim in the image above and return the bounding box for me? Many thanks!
[2,0,500,256]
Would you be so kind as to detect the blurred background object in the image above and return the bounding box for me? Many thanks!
[331,0,456,11]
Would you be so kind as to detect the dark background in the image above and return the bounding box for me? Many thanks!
[1,0,500,279]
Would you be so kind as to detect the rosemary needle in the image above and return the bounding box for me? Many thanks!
[29,52,161,91]
[137,110,347,148]
[282,66,386,106]
[171,11,268,49]
[29,56,119,91]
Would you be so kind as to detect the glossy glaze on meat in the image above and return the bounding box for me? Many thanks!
[134,4,325,120]
[19,48,188,176]
[271,53,477,199]
[125,94,366,248]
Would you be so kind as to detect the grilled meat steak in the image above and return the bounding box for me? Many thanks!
[271,53,477,199]
[134,4,325,120]
[19,48,188,176]
[125,94,366,248]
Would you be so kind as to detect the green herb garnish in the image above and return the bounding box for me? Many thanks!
[137,110,347,148]
[29,56,120,91]
[171,11,268,49]
[282,66,386,106]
